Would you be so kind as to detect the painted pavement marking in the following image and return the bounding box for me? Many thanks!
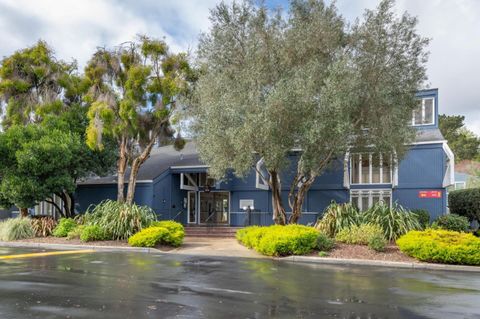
[0,249,95,260]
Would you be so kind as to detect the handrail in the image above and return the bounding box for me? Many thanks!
[172,210,183,221]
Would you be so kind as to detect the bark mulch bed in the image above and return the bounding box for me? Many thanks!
[15,237,129,247]
[318,243,416,263]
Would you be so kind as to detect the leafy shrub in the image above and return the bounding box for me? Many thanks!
[236,226,267,249]
[128,226,169,247]
[397,229,480,265]
[335,223,384,245]
[0,218,35,241]
[318,251,328,257]
[84,200,157,240]
[80,225,107,242]
[412,209,431,229]
[151,220,184,233]
[448,188,480,223]
[314,202,360,237]
[368,234,387,252]
[30,216,57,237]
[237,225,319,256]
[432,214,470,232]
[316,233,335,251]
[52,218,77,237]
[362,203,420,241]
[67,225,85,240]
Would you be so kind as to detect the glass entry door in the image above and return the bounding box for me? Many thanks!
[199,192,229,225]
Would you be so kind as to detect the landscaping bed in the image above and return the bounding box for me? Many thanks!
[316,243,416,263]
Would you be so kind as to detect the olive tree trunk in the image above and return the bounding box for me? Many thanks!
[269,170,287,225]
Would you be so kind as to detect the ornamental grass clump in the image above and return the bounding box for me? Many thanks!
[30,216,57,237]
[0,218,35,241]
[362,203,420,241]
[236,225,319,256]
[335,223,385,246]
[314,202,361,237]
[397,229,480,265]
[84,200,156,240]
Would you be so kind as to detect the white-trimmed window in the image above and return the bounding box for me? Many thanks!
[350,189,392,211]
[351,153,392,184]
[412,98,435,126]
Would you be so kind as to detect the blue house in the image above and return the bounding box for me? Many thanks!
[76,89,454,226]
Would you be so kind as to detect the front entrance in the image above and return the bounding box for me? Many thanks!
[188,191,230,225]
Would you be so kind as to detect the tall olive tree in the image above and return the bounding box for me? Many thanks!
[84,36,194,204]
[193,0,429,224]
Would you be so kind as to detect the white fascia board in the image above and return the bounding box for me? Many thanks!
[442,142,455,187]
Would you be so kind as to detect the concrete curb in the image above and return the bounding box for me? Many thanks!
[281,255,480,273]
[0,241,160,254]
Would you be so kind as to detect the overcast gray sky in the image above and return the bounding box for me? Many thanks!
[0,0,479,134]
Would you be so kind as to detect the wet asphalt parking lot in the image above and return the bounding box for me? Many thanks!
[0,247,479,319]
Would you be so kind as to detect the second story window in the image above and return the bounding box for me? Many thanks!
[412,97,435,126]
[351,153,392,184]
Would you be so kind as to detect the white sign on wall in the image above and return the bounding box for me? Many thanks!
[239,199,254,210]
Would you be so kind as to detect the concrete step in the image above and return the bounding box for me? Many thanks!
[185,227,242,238]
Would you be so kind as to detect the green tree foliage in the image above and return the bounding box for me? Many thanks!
[439,114,480,161]
[192,0,429,224]
[0,41,117,217]
[84,36,194,204]
[0,125,82,217]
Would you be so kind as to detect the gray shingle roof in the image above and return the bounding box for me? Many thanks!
[414,128,445,143]
[79,142,203,185]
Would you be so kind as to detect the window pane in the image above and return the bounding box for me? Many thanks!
[361,155,369,184]
[189,192,196,223]
[352,154,359,184]
[382,155,391,183]
[424,98,433,124]
[351,196,359,209]
[372,154,380,183]
[413,100,422,125]
[372,195,380,206]
[382,196,391,207]
[361,197,369,212]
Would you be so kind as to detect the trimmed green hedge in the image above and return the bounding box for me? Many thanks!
[128,220,184,247]
[397,229,480,265]
[432,214,470,232]
[236,225,319,256]
[448,188,480,223]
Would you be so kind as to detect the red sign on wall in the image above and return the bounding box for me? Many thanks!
[418,190,442,198]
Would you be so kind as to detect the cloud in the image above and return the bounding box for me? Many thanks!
[0,0,478,135]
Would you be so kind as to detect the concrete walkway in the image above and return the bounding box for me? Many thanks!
[167,237,264,258]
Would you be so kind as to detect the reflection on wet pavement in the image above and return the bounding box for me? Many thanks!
[0,247,479,319]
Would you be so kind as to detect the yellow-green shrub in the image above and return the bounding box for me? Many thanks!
[397,229,480,265]
[151,220,184,233]
[335,224,384,245]
[128,227,169,247]
[128,220,185,248]
[237,225,319,256]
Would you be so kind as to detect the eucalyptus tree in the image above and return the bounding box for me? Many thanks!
[193,0,429,225]
[84,36,193,204]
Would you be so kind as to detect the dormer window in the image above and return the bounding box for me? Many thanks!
[412,98,435,126]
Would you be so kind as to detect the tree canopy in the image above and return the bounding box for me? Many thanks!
[84,36,195,204]
[0,41,117,217]
[192,0,429,224]
[439,114,480,162]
